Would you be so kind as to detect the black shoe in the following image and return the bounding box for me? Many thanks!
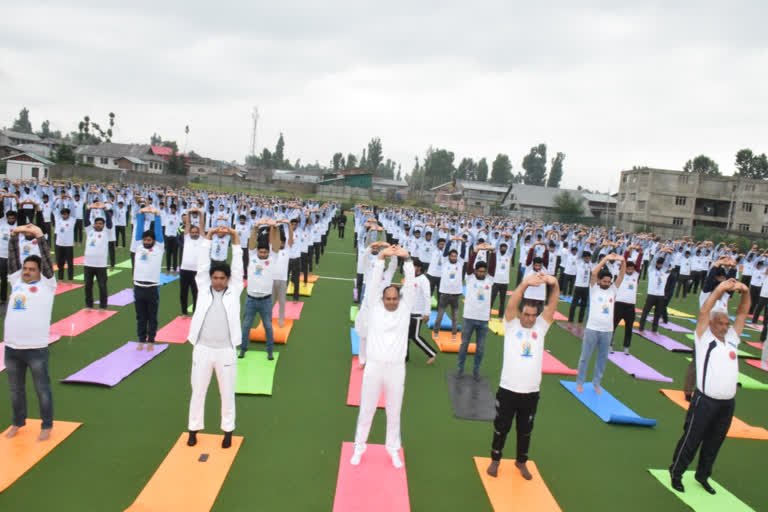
[268,352,274,361]
[695,476,716,495]
[187,430,198,447]
[222,431,233,449]
[238,348,246,359]
[671,477,685,493]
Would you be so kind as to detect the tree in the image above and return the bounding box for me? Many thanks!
[456,157,477,181]
[476,158,489,182]
[359,149,367,170]
[422,147,456,188]
[734,149,768,179]
[547,152,565,187]
[367,137,383,173]
[683,154,720,175]
[150,133,162,145]
[261,148,273,168]
[39,120,51,138]
[332,152,345,170]
[167,153,188,175]
[11,108,33,134]
[396,169,402,181]
[378,158,396,179]
[553,191,584,216]
[54,144,75,164]
[522,143,547,185]
[274,133,286,167]
[161,140,179,153]
[345,153,358,170]
[490,153,513,184]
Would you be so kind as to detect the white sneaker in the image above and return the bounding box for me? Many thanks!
[390,451,403,468]
[624,348,630,355]
[350,446,365,465]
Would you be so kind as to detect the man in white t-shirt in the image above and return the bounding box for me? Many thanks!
[611,260,639,354]
[83,202,112,310]
[4,224,56,441]
[486,271,559,481]
[669,278,749,494]
[457,256,494,378]
[179,210,205,316]
[576,253,625,394]
[272,221,291,327]
[132,207,165,351]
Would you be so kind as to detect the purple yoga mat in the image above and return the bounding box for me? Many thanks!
[646,317,693,333]
[608,352,673,382]
[61,341,168,387]
[95,288,135,307]
[633,329,692,352]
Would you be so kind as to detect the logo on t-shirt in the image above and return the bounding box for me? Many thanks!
[521,340,533,358]
[140,252,149,261]
[729,351,736,360]
[11,294,26,311]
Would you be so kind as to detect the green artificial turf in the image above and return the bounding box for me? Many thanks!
[0,230,766,511]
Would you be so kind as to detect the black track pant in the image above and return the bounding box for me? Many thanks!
[165,236,179,271]
[180,270,198,315]
[491,283,508,317]
[55,245,74,281]
[669,390,734,481]
[559,273,575,296]
[491,388,540,463]
[289,257,301,301]
[406,315,437,360]
[638,294,666,333]
[612,301,635,348]
[427,275,440,297]
[84,266,108,309]
[356,273,364,304]
[116,225,126,248]
[301,252,310,282]
[0,258,7,302]
[568,286,588,324]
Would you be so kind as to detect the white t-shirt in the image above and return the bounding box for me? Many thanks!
[500,316,551,393]
[439,259,464,294]
[695,327,739,400]
[493,252,512,284]
[522,266,546,301]
[133,242,165,284]
[209,235,230,262]
[247,251,274,296]
[4,273,57,349]
[586,284,617,332]
[18,238,41,260]
[463,274,491,321]
[647,267,669,296]
[84,226,109,268]
[180,236,203,271]
[574,260,592,288]
[54,214,75,247]
[615,272,639,304]
[272,248,289,281]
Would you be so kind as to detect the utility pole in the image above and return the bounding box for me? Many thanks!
[250,107,259,157]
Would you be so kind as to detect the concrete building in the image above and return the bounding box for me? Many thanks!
[431,180,508,215]
[617,167,768,237]
[1,152,54,180]
[75,143,167,174]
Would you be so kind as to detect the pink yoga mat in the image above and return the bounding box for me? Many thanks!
[746,359,768,372]
[272,301,304,320]
[50,309,117,337]
[155,316,192,344]
[608,352,673,382]
[542,351,577,375]
[746,341,764,351]
[0,343,4,372]
[346,357,385,408]
[332,442,410,512]
[553,311,567,322]
[55,282,84,296]
[73,256,85,265]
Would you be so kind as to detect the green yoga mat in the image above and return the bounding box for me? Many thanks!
[431,295,437,309]
[235,352,279,395]
[116,259,132,269]
[350,306,358,322]
[648,469,757,511]
[73,268,123,281]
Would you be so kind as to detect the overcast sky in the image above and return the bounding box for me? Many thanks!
[2,2,766,191]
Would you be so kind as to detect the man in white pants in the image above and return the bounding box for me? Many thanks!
[186,226,243,449]
[351,245,414,468]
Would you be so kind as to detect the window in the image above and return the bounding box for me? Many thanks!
[638,200,646,209]
[622,175,627,183]
[675,196,687,206]
[100,157,108,164]
[672,217,684,226]
[618,213,624,220]
[31,167,39,178]
[679,175,689,184]
[620,193,626,201]
[630,193,636,201]
[764,205,768,214]
[742,202,753,212]
[87,156,94,163]
[746,183,756,192]
[762,226,768,234]
[114,159,119,165]
[631,176,637,183]
[739,224,750,232]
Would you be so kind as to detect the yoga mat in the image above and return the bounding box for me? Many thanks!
[299,273,319,283]
[50,309,117,337]
[739,372,768,391]
[666,307,695,318]
[332,442,410,512]
[249,319,293,344]
[556,322,584,339]
[55,282,83,295]
[744,323,762,333]
[474,458,562,512]
[346,356,385,408]
[48,333,61,345]
[95,288,134,307]
[0,419,82,493]
[608,352,673,382]
[431,296,437,309]
[646,317,693,333]
[427,311,462,331]
[353,287,358,302]
[350,305,358,322]
[618,320,640,328]
[61,342,168,387]
[286,282,314,296]
[0,343,4,372]
[155,316,192,344]
[634,330,692,352]
[553,311,567,321]
[558,295,572,303]
[432,331,475,353]
[488,318,504,336]
[745,359,768,372]
[350,328,359,355]
[659,389,768,439]
[115,258,132,269]
[648,469,757,512]
[235,351,279,395]
[72,255,85,265]
[560,380,657,426]
[446,371,495,421]
[159,272,180,285]
[73,268,122,281]
[125,432,243,512]
[543,351,577,376]
[272,301,303,320]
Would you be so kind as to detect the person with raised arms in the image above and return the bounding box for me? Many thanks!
[132,206,164,351]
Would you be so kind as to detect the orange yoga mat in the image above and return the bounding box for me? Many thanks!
[473,457,562,512]
[249,319,294,344]
[659,389,768,440]
[618,320,640,328]
[299,273,319,283]
[125,432,243,512]
[431,331,475,353]
[0,419,82,493]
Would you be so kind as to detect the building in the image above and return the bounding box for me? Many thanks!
[1,152,54,180]
[273,170,323,184]
[0,130,42,147]
[371,177,409,199]
[187,151,219,176]
[431,180,508,214]
[581,192,617,219]
[75,143,167,174]
[616,167,768,236]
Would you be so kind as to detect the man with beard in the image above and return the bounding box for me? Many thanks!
[132,206,164,351]
[180,209,205,316]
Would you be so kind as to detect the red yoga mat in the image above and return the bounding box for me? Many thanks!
[272,301,304,320]
[542,351,577,376]
[332,442,410,511]
[155,316,192,344]
[55,282,84,296]
[346,357,385,408]
[50,309,117,337]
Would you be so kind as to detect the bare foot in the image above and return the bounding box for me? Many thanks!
[136,343,145,351]
[594,384,602,394]
[147,344,154,352]
[38,428,51,441]
[576,383,584,393]
[5,426,20,438]
[426,356,436,365]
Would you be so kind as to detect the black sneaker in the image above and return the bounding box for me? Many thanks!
[238,348,246,359]
[695,476,716,495]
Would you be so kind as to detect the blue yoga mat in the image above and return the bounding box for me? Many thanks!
[427,311,462,331]
[559,295,573,303]
[560,380,657,427]
[159,273,180,285]
[350,328,359,355]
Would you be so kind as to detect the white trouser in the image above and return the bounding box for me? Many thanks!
[353,360,406,454]
[188,344,237,432]
[272,280,287,323]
